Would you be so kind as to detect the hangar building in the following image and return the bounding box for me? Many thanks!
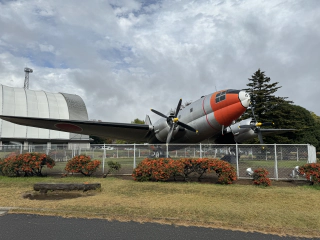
[0,84,91,149]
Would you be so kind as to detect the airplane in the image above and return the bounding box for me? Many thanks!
[0,89,292,154]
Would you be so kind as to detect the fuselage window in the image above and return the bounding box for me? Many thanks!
[190,108,193,113]
[215,91,226,103]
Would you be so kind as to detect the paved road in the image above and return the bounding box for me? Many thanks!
[0,213,317,240]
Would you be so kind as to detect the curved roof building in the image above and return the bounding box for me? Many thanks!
[0,84,90,145]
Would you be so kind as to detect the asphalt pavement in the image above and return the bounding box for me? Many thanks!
[0,213,317,240]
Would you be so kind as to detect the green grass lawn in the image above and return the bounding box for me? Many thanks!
[0,176,319,238]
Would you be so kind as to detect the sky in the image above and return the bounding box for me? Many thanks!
[0,0,319,123]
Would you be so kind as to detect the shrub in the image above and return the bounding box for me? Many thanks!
[104,160,122,176]
[151,158,183,181]
[299,163,320,184]
[132,158,154,182]
[0,152,55,177]
[133,158,185,182]
[208,159,237,184]
[252,168,272,187]
[132,158,237,184]
[65,155,101,176]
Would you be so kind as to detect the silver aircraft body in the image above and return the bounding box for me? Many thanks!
[0,89,291,145]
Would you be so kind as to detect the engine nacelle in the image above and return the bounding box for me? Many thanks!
[153,118,179,142]
[226,118,258,143]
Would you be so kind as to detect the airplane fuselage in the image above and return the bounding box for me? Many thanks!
[149,89,250,144]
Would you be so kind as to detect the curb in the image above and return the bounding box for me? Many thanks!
[0,207,16,216]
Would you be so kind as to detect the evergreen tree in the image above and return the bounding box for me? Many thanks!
[242,69,292,123]
[241,69,295,144]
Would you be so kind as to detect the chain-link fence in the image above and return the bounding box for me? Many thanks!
[0,143,316,180]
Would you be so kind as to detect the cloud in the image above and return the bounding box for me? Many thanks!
[0,0,319,123]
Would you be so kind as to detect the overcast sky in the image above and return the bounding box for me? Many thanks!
[0,0,319,123]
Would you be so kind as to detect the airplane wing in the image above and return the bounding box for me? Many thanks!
[0,115,153,142]
[212,128,296,144]
[259,129,296,135]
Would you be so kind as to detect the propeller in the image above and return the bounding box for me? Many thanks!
[151,99,198,144]
[238,99,274,144]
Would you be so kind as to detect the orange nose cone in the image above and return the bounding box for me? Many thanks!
[210,90,249,126]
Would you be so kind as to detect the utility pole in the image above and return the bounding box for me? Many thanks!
[24,67,33,89]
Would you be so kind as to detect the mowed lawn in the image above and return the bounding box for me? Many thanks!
[0,176,319,238]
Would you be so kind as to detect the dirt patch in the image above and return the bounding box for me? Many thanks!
[235,178,310,187]
[50,173,311,187]
[22,191,95,200]
[112,174,310,187]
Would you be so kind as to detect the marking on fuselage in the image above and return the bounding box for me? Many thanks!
[202,96,218,131]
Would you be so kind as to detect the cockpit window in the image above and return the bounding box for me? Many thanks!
[215,91,226,103]
[226,89,240,94]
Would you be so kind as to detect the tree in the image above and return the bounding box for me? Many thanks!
[241,69,320,149]
[241,69,298,144]
[264,103,319,148]
[242,69,292,123]
[90,135,113,144]
[131,118,145,124]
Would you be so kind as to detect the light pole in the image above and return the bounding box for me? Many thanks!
[24,67,33,89]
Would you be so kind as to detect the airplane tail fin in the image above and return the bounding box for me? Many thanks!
[145,115,152,125]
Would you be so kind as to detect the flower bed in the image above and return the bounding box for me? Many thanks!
[132,158,237,184]
[299,163,320,184]
[65,155,101,177]
[252,168,272,186]
[0,152,55,177]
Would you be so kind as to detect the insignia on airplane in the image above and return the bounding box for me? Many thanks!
[54,123,83,132]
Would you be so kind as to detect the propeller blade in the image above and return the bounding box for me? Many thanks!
[151,99,198,143]
[255,129,264,144]
[175,99,182,117]
[177,121,198,133]
[251,104,257,122]
[150,109,167,119]
[166,125,175,144]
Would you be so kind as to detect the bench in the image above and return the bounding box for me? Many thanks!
[33,183,101,194]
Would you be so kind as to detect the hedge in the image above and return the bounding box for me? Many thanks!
[132,158,237,184]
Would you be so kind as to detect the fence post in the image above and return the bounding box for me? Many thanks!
[200,143,202,158]
[102,143,106,174]
[274,144,278,180]
[166,144,169,158]
[133,143,136,169]
[236,143,239,178]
